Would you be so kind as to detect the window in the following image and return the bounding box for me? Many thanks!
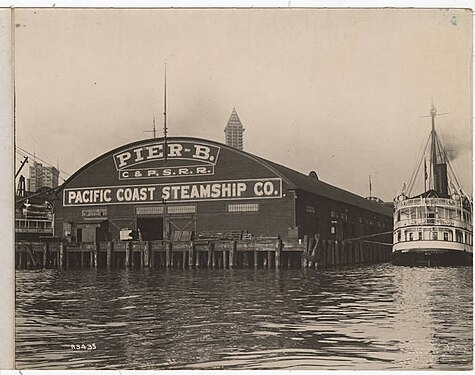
[135,206,165,215]
[331,226,336,234]
[443,232,449,241]
[167,205,196,214]
[330,211,339,219]
[227,203,259,213]
[340,213,348,221]
[456,230,463,243]
[409,232,413,241]
[306,205,315,214]
[418,231,423,240]
[432,231,438,240]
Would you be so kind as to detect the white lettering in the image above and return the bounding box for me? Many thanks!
[181,185,190,199]
[161,186,170,200]
[254,182,264,196]
[68,191,76,204]
[145,145,163,159]
[237,183,246,196]
[168,143,183,157]
[116,152,131,168]
[193,145,211,160]
[104,189,112,202]
[263,181,274,195]
[133,148,144,162]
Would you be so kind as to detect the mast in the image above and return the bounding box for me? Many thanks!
[163,62,168,162]
[430,104,437,190]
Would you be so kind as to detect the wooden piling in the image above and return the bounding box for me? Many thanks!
[207,242,214,268]
[93,243,98,268]
[229,241,236,268]
[106,241,113,267]
[223,250,228,269]
[59,242,64,268]
[42,243,48,268]
[165,241,172,268]
[188,241,194,269]
[195,247,201,268]
[143,242,149,268]
[275,239,282,269]
[254,249,258,268]
[125,242,131,267]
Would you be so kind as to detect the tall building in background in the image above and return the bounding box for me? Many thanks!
[28,161,59,192]
[224,107,245,150]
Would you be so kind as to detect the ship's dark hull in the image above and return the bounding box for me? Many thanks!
[392,249,472,267]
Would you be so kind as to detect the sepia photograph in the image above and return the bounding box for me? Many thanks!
[5,3,473,371]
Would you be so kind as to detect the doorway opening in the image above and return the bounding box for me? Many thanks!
[137,217,164,241]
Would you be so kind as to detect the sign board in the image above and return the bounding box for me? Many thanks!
[63,178,282,206]
[113,141,220,180]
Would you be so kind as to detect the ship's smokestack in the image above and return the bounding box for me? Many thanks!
[434,163,449,197]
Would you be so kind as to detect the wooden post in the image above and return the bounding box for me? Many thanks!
[211,243,217,268]
[143,242,149,268]
[180,248,185,269]
[207,242,214,268]
[229,241,236,268]
[93,243,98,268]
[59,242,64,268]
[188,241,194,269]
[335,240,341,266]
[267,250,272,269]
[125,242,131,267]
[254,249,258,268]
[195,247,201,268]
[223,249,228,269]
[150,243,156,268]
[275,239,282,269]
[166,241,172,268]
[106,241,113,268]
[330,241,336,266]
[263,254,268,268]
[242,250,249,267]
[26,245,31,268]
[43,243,48,268]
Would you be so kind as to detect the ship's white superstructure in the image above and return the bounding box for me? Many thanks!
[392,105,472,266]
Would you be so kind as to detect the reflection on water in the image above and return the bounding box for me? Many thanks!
[15,264,472,370]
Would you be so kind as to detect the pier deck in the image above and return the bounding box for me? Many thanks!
[15,236,392,270]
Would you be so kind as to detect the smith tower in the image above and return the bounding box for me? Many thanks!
[224,108,245,150]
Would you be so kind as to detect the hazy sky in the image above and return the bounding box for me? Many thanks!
[14,8,472,201]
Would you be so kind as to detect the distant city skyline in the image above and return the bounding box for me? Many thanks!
[13,8,472,202]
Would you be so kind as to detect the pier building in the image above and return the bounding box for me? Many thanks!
[53,137,392,244]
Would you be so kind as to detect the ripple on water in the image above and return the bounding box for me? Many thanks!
[15,265,472,370]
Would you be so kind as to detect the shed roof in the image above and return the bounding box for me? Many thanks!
[258,157,393,217]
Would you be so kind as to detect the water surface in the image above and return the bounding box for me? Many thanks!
[15,264,473,370]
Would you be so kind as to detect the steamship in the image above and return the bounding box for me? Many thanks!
[392,105,473,266]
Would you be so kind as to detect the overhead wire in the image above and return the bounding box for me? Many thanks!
[15,146,72,181]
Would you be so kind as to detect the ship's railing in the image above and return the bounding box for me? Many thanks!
[394,217,472,231]
[15,218,53,233]
[395,197,459,208]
